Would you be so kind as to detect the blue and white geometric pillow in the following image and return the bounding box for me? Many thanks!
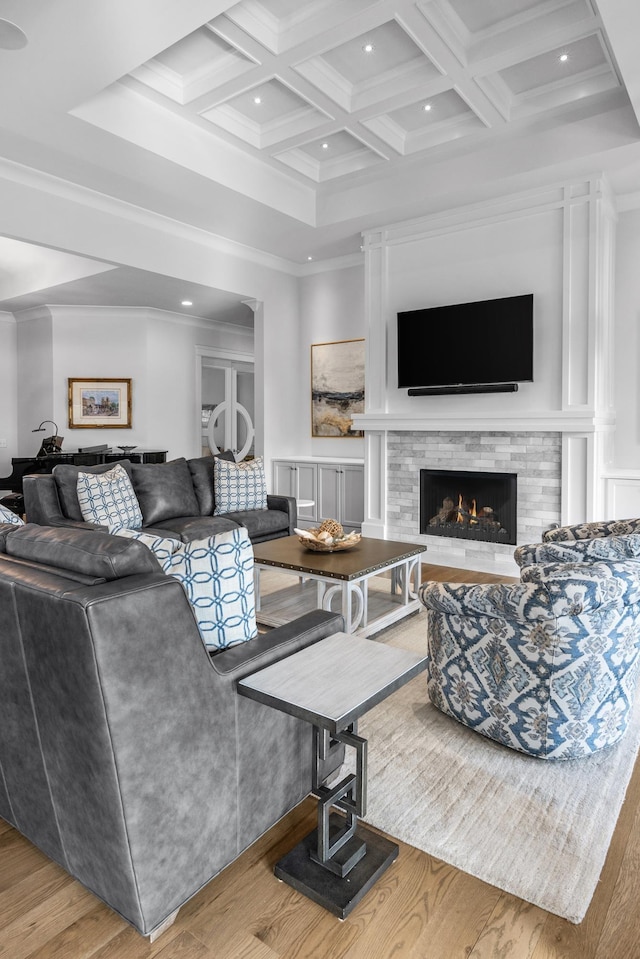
[77,464,143,530]
[213,456,267,515]
[109,525,182,566]
[163,526,257,650]
[0,505,24,526]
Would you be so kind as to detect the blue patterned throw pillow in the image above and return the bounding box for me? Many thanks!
[77,463,143,530]
[163,527,257,650]
[109,526,182,566]
[213,456,267,515]
[0,505,24,526]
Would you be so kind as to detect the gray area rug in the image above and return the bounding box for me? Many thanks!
[258,570,640,923]
[345,601,640,924]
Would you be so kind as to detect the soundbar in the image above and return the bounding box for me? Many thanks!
[407,383,519,397]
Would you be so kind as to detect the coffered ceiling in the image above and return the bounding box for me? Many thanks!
[0,0,639,274]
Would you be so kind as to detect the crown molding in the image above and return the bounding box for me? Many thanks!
[0,155,304,277]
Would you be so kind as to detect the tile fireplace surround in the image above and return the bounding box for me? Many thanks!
[386,431,562,575]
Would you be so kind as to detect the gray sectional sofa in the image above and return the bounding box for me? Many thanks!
[0,522,344,937]
[22,454,295,544]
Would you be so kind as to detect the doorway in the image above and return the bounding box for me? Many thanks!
[198,349,255,461]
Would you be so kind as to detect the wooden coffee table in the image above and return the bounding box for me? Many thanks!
[252,534,426,636]
[238,632,428,918]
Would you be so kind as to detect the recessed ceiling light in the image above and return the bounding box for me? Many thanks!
[307,256,313,261]
[559,53,569,62]
[322,142,329,150]
[181,300,193,307]
[362,43,374,54]
[253,96,262,104]
[0,18,28,50]
[423,103,432,112]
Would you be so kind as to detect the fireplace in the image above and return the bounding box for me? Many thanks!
[420,468,517,545]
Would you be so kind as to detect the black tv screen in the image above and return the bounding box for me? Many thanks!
[397,293,533,390]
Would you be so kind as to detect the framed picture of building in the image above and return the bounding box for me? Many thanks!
[311,339,365,437]
[68,378,132,428]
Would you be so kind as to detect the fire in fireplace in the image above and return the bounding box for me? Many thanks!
[420,468,517,545]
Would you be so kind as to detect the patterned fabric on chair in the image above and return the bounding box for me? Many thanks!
[515,532,640,569]
[419,560,640,760]
[543,518,640,542]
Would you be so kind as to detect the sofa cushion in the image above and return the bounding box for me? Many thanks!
[163,526,257,650]
[214,457,267,515]
[0,505,24,526]
[53,459,133,521]
[131,458,199,526]
[3,524,160,579]
[146,514,240,543]
[188,451,235,516]
[223,508,289,541]
[77,464,143,530]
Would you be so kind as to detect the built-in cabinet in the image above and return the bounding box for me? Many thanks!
[272,458,364,531]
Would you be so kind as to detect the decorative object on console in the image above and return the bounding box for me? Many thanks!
[213,456,267,514]
[32,420,63,457]
[76,463,143,530]
[118,445,137,453]
[68,377,132,428]
[311,339,365,437]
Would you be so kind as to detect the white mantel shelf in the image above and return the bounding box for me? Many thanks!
[352,411,616,433]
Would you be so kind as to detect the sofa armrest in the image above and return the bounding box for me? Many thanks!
[22,474,104,530]
[516,533,640,568]
[419,579,551,622]
[542,518,640,542]
[267,494,296,534]
[210,609,344,682]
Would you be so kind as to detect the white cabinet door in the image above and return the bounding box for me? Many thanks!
[272,461,317,524]
[318,465,341,524]
[273,461,296,497]
[341,465,365,530]
[317,463,364,531]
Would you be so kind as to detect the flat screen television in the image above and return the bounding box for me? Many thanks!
[397,293,533,394]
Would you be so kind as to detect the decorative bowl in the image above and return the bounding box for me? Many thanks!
[117,445,137,453]
[298,534,361,553]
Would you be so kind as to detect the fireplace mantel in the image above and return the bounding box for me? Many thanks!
[352,411,615,433]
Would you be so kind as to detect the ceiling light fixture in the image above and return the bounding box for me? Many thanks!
[181,300,193,307]
[423,103,432,112]
[307,256,313,261]
[363,43,374,53]
[253,96,262,104]
[322,142,329,150]
[559,53,569,62]
[0,18,28,50]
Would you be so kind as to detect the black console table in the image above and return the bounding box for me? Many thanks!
[0,449,167,494]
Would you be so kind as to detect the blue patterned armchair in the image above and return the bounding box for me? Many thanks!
[419,559,640,760]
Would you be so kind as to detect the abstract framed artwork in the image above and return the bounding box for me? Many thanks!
[311,338,365,437]
[68,378,132,429]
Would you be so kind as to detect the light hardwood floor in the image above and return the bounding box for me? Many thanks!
[2,564,639,959]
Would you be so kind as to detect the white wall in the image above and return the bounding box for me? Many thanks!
[297,264,365,460]
[613,207,640,469]
[384,210,564,417]
[0,312,17,480]
[0,169,301,476]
